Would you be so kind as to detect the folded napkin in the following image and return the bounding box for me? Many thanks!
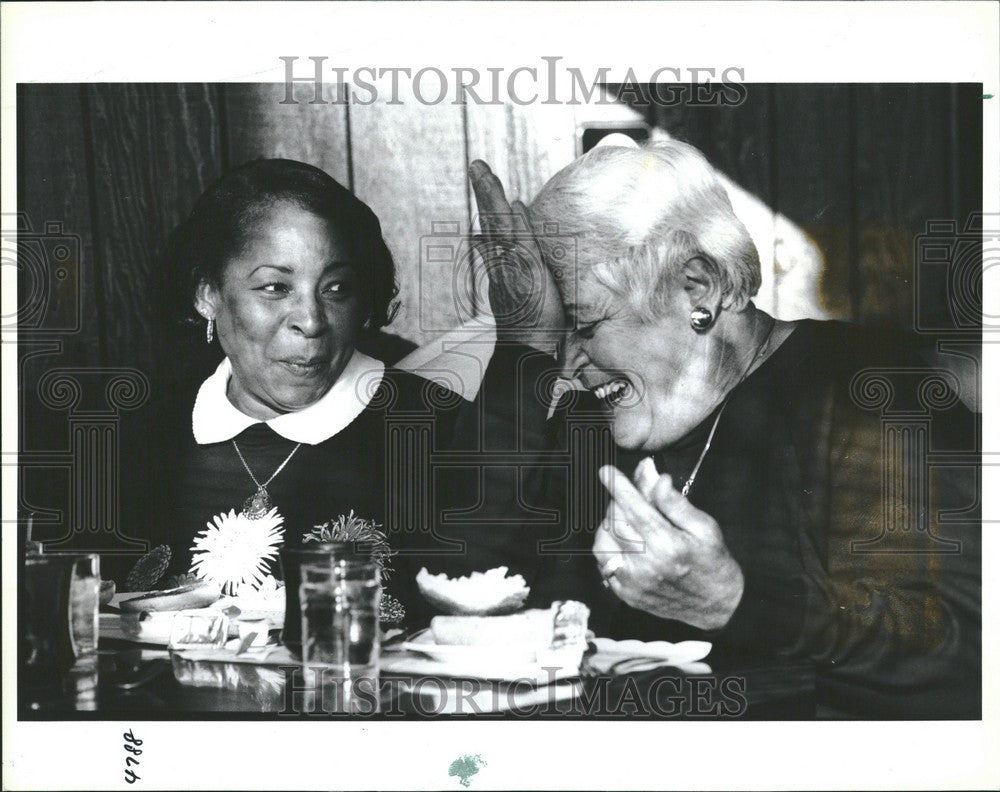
[584,637,713,676]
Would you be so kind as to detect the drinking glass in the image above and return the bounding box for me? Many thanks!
[299,549,381,708]
[68,554,100,665]
[22,553,100,678]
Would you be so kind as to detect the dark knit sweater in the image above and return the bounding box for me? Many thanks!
[575,320,981,718]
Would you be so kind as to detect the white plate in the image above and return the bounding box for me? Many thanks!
[388,629,586,682]
[401,629,536,663]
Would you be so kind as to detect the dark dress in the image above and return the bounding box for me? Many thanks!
[566,320,980,718]
[114,368,462,615]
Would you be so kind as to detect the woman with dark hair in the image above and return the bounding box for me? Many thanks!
[162,158,404,372]
[112,159,463,615]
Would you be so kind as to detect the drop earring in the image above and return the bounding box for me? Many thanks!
[690,306,713,330]
[206,317,214,344]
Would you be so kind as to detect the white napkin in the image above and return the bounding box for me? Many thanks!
[585,637,713,676]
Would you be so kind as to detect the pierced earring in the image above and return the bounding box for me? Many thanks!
[206,317,214,344]
[690,306,713,330]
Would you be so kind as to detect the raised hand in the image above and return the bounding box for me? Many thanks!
[468,160,566,354]
[593,460,745,631]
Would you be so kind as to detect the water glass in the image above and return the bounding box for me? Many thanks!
[299,553,381,688]
[22,553,100,677]
[68,554,100,664]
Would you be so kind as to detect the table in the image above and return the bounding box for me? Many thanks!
[19,639,817,720]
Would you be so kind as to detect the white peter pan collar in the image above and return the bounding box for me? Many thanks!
[191,350,386,445]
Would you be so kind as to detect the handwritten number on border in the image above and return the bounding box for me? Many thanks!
[123,729,143,783]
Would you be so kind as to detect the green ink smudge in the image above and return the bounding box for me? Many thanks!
[448,754,486,788]
[984,94,994,99]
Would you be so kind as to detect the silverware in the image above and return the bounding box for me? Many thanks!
[234,633,258,656]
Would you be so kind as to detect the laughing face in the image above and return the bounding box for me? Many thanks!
[196,200,365,421]
[559,272,729,452]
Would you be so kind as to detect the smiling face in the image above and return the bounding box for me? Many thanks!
[195,201,365,421]
[560,272,732,452]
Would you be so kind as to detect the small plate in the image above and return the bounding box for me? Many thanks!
[389,629,587,682]
[401,629,537,663]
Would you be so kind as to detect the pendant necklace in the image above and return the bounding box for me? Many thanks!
[677,317,776,498]
[231,439,302,519]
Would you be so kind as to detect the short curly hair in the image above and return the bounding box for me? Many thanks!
[165,158,398,334]
[528,140,761,317]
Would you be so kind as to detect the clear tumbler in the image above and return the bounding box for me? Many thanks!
[298,546,380,710]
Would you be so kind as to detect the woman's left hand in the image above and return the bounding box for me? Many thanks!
[593,461,745,631]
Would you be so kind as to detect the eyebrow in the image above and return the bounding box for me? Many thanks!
[247,262,354,277]
[248,264,293,276]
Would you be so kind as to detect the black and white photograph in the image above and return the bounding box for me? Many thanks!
[2,2,998,790]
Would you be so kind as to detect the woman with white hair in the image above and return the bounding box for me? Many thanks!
[468,139,979,718]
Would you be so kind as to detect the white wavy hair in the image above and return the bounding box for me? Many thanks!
[528,140,761,319]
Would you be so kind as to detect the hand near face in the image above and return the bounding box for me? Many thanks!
[593,460,745,631]
[468,160,566,354]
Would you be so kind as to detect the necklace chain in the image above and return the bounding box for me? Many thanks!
[231,439,302,518]
[678,317,776,498]
[232,439,302,489]
[680,407,725,498]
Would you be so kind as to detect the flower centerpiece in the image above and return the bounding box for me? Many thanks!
[304,510,392,574]
[304,511,404,624]
[189,508,285,595]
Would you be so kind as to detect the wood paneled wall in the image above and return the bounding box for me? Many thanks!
[17,83,981,386]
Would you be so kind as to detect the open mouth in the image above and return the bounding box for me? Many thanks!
[590,376,632,408]
[281,359,326,376]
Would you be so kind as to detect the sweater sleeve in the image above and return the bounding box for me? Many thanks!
[799,388,981,717]
[720,350,981,717]
[708,327,980,717]
[415,341,613,618]
[431,341,566,576]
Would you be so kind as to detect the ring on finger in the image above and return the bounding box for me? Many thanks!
[599,553,626,587]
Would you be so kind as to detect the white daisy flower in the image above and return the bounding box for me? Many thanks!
[190,508,284,594]
[232,574,285,609]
